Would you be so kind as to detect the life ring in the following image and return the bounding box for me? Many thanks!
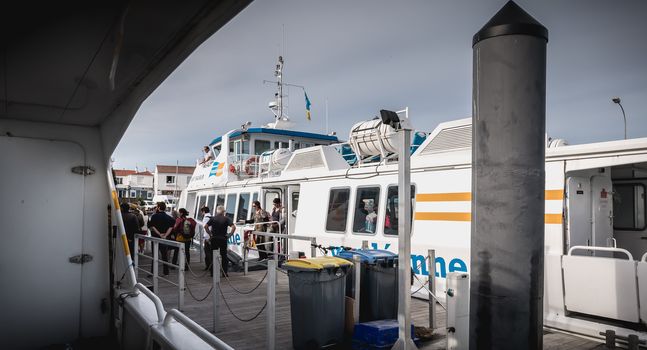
[244,156,258,175]
[229,164,236,173]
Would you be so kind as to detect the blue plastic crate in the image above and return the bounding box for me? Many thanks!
[352,319,416,347]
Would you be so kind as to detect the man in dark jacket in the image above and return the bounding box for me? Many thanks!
[148,202,176,275]
[120,202,141,256]
[205,205,236,276]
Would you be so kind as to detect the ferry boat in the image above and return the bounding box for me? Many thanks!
[180,57,647,343]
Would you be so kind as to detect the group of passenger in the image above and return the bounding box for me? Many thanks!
[120,196,284,278]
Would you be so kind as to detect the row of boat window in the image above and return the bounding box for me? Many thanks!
[193,192,260,223]
[325,185,415,236]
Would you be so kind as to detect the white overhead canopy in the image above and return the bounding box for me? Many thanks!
[1,0,252,159]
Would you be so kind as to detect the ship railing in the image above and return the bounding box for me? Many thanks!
[227,153,261,178]
[123,283,233,350]
[133,234,186,311]
[239,221,317,275]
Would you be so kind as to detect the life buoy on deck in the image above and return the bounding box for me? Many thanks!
[229,164,236,174]
[244,156,258,175]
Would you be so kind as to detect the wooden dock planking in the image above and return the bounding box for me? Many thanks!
[143,248,604,349]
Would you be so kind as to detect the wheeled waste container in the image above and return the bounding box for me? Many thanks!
[284,257,353,349]
[337,249,398,322]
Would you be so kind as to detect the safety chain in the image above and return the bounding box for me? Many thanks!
[220,265,269,295]
[186,261,212,279]
[217,283,267,322]
[185,282,214,302]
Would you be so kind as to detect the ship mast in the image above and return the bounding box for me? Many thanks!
[275,56,285,121]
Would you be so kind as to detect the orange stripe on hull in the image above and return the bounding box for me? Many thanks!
[416,190,563,202]
[415,212,563,224]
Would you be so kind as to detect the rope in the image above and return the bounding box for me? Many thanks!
[220,265,268,295]
[185,282,213,302]
[186,261,212,279]
[217,283,267,322]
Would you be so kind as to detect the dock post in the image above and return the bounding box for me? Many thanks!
[310,238,317,257]
[133,235,139,280]
[178,244,185,311]
[243,245,248,276]
[212,250,221,333]
[153,241,159,293]
[361,240,369,250]
[353,255,361,324]
[267,259,276,350]
[428,249,436,330]
[393,121,417,350]
[470,2,548,349]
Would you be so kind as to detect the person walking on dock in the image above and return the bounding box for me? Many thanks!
[247,200,270,260]
[173,208,196,269]
[148,202,175,275]
[120,202,140,256]
[200,206,213,270]
[205,205,236,277]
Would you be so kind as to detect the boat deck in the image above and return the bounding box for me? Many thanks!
[142,249,606,350]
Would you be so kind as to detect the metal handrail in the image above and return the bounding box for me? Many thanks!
[568,245,634,261]
[134,234,186,310]
[163,309,234,350]
[134,283,166,322]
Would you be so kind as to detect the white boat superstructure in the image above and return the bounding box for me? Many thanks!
[180,112,647,343]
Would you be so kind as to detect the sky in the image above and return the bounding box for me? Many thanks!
[112,0,647,171]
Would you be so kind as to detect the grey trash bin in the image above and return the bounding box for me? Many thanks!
[284,257,352,349]
[337,249,398,322]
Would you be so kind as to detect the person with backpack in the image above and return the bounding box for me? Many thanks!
[173,208,196,269]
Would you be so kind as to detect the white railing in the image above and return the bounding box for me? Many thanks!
[240,221,317,275]
[133,234,185,310]
[130,283,233,350]
[568,245,634,260]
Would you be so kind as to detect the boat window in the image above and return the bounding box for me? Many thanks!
[252,192,259,205]
[216,194,225,212]
[212,144,221,158]
[291,191,299,212]
[237,193,251,222]
[613,184,646,230]
[196,195,207,219]
[206,195,215,215]
[274,141,289,149]
[353,187,380,234]
[255,140,271,155]
[326,188,350,233]
[225,194,237,220]
[301,142,314,148]
[294,142,300,150]
[384,185,416,236]
[265,191,280,212]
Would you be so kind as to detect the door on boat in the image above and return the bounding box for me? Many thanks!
[287,185,299,235]
[566,172,614,256]
[612,179,647,261]
[0,137,84,347]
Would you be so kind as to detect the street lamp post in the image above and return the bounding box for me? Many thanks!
[612,97,627,140]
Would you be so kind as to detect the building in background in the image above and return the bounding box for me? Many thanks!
[114,169,154,202]
[153,165,196,201]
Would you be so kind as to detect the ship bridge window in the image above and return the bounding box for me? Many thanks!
[212,144,221,158]
[326,188,350,233]
[225,194,237,220]
[384,185,416,236]
[613,184,646,230]
[237,193,251,222]
[255,140,271,155]
[353,187,380,234]
[166,176,175,184]
[274,141,289,149]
